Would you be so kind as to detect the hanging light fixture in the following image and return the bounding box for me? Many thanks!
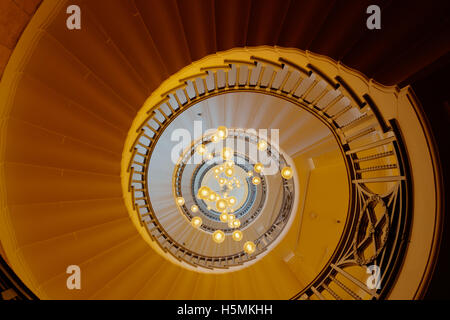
[216,198,228,211]
[191,216,202,228]
[232,219,241,228]
[172,127,296,256]
[211,134,219,143]
[197,186,210,199]
[229,218,241,228]
[227,196,237,206]
[252,176,261,185]
[221,147,233,160]
[281,166,293,179]
[196,144,207,155]
[225,167,234,177]
[220,211,229,223]
[217,126,228,139]
[232,230,243,241]
[180,128,277,247]
[176,197,185,206]
[254,163,263,173]
[244,241,256,254]
[208,193,217,202]
[212,230,225,244]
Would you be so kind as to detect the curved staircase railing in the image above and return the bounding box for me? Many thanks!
[0,255,38,300]
[124,48,411,298]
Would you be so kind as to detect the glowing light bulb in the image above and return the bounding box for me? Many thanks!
[176,197,185,206]
[198,186,210,199]
[244,241,256,254]
[221,147,233,160]
[232,219,241,228]
[254,163,263,173]
[213,230,225,244]
[216,199,228,211]
[219,165,224,172]
[191,216,202,228]
[247,171,253,177]
[225,167,234,177]
[227,196,237,206]
[232,230,243,241]
[209,193,217,202]
[191,205,199,213]
[196,144,206,155]
[217,126,228,139]
[214,168,220,174]
[281,167,293,179]
[207,153,214,160]
[219,178,226,185]
[257,140,268,151]
[211,134,219,143]
[252,176,261,185]
[228,214,235,222]
[220,212,229,223]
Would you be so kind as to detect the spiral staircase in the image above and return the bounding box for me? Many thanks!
[0,0,446,300]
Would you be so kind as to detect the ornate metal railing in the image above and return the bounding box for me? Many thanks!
[125,49,410,293]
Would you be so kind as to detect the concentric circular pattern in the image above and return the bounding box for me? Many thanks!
[173,128,295,251]
[176,130,274,234]
[158,125,297,270]
[191,158,259,223]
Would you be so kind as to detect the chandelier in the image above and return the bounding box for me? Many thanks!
[174,126,293,255]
